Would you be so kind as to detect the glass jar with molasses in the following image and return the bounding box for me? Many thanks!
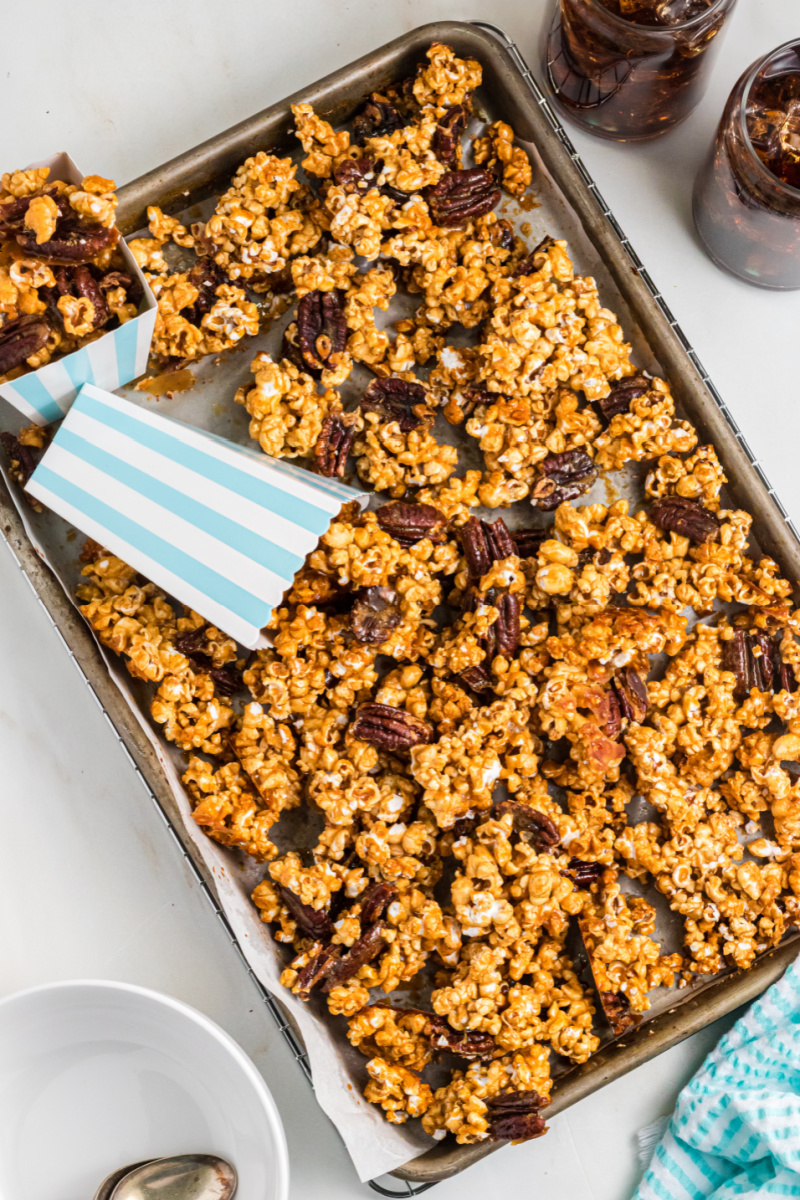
[693,39,800,289]
[543,0,737,141]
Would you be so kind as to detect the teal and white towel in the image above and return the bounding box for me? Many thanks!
[27,383,366,648]
[634,957,800,1200]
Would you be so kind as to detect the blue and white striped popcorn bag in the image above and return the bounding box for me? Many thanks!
[0,153,156,426]
[26,384,367,647]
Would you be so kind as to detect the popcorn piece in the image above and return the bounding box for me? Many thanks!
[363,1057,433,1124]
[473,122,533,197]
[183,757,278,860]
[236,352,338,460]
[579,868,683,1030]
[23,194,58,244]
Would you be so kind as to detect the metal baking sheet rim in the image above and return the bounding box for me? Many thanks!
[2,18,799,1188]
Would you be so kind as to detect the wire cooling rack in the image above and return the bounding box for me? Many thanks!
[3,19,797,1200]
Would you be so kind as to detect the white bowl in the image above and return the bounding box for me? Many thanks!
[0,980,289,1200]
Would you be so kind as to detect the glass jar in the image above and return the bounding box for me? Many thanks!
[542,0,737,141]
[693,39,800,290]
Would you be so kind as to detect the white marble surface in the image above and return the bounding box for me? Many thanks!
[1,1,799,1197]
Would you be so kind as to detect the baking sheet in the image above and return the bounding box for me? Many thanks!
[3,20,800,1186]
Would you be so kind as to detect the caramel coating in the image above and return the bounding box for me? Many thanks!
[62,40,800,1152]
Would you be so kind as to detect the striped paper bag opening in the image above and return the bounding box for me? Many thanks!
[26,384,367,647]
[0,153,156,426]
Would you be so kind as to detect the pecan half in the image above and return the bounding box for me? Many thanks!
[530,450,598,511]
[778,643,797,694]
[511,235,556,278]
[721,630,776,699]
[458,664,495,694]
[426,168,501,227]
[0,315,51,376]
[17,222,119,264]
[320,922,388,992]
[333,157,380,193]
[432,104,470,167]
[494,592,521,658]
[586,687,622,740]
[276,883,334,942]
[350,703,433,751]
[599,990,642,1037]
[596,376,650,421]
[650,496,720,544]
[287,289,347,376]
[42,264,114,331]
[181,258,227,323]
[486,1090,549,1143]
[492,219,515,251]
[459,516,516,582]
[0,430,38,487]
[352,96,406,140]
[209,664,244,696]
[376,500,448,546]
[350,586,401,645]
[613,667,648,724]
[511,528,546,559]
[71,264,110,328]
[451,813,480,840]
[189,656,242,696]
[314,410,358,478]
[174,632,243,694]
[98,268,136,294]
[0,194,35,233]
[495,799,560,850]
[360,376,432,431]
[79,538,105,564]
[424,1014,495,1060]
[360,882,399,929]
[174,628,207,656]
[463,584,516,671]
[749,631,775,693]
[294,942,341,1001]
[561,858,603,887]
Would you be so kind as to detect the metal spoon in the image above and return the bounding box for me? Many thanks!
[109,1155,237,1200]
[93,1161,157,1200]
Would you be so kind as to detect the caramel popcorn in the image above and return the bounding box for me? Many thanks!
[348,1005,433,1072]
[148,267,259,367]
[70,176,118,228]
[24,194,58,244]
[363,1057,433,1124]
[235,352,338,460]
[353,413,458,496]
[183,757,278,860]
[55,40,800,1155]
[0,165,135,383]
[292,104,351,179]
[579,868,683,1025]
[473,122,533,197]
[203,152,322,288]
[412,42,482,113]
[422,1045,551,1143]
